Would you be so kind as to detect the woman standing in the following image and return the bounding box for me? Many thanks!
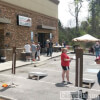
[37,43,41,61]
[61,48,72,84]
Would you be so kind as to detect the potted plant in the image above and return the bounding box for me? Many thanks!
[95,56,100,64]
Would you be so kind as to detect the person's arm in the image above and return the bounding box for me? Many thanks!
[64,58,70,61]
[30,45,32,51]
[64,57,73,61]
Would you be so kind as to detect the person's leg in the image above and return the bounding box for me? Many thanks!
[47,48,49,56]
[26,56,28,61]
[28,53,31,61]
[32,52,35,60]
[25,53,29,61]
[62,70,65,82]
[96,51,99,58]
[49,48,51,56]
[66,67,72,84]
[38,51,40,61]
[35,52,37,59]
[37,56,40,61]
[97,51,99,57]
[37,51,40,61]
[66,70,69,82]
[50,48,53,56]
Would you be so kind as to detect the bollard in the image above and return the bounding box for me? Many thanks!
[12,47,16,74]
[75,48,83,87]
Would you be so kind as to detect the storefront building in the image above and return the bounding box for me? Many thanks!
[0,0,59,60]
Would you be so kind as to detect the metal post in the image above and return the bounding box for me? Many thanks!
[75,48,83,87]
[12,47,16,74]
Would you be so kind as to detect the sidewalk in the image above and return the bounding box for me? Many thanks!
[0,52,61,72]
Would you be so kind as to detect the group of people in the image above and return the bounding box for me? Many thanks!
[24,42,40,61]
[24,41,72,84]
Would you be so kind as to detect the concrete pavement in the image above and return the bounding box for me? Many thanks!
[0,52,100,100]
[0,52,61,72]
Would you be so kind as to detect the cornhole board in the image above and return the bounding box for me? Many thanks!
[82,78,95,88]
[28,72,48,80]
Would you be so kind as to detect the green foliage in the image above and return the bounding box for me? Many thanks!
[58,20,76,45]
[88,0,100,36]
[58,0,100,47]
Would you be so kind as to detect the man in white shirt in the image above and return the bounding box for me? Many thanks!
[24,43,31,61]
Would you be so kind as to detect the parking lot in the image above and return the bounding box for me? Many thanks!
[0,54,100,100]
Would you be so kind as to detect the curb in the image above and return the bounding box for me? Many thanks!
[0,54,61,72]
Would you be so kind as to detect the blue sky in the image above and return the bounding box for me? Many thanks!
[58,0,89,27]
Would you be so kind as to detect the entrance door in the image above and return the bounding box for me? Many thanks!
[0,29,4,56]
[38,33,50,48]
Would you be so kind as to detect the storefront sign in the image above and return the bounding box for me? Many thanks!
[17,15,32,27]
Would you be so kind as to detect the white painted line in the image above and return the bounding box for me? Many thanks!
[39,80,55,85]
[85,69,100,73]
[0,95,17,100]
[38,80,100,92]
[0,74,100,92]
[33,67,97,77]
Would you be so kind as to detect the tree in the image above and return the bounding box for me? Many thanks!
[88,0,100,36]
[69,0,83,36]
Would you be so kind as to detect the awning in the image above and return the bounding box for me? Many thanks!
[49,0,59,5]
[72,34,100,42]
[37,24,56,30]
[0,18,11,24]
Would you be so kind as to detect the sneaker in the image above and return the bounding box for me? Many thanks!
[62,81,66,83]
[67,81,72,84]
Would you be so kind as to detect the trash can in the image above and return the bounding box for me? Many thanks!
[0,56,6,62]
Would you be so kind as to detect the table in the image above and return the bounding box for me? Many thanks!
[21,52,32,61]
[53,46,63,52]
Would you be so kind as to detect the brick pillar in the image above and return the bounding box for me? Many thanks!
[75,48,83,87]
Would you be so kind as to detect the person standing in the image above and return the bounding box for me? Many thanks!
[49,39,53,57]
[61,48,72,84]
[94,42,100,58]
[31,42,37,61]
[37,43,41,61]
[46,39,50,56]
[24,43,31,61]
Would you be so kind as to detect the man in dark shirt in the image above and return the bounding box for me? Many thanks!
[49,39,53,57]
[94,42,100,58]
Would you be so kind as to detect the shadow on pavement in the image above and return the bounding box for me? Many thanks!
[0,87,10,92]
[55,82,68,87]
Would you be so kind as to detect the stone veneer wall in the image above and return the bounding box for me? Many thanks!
[0,1,58,60]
